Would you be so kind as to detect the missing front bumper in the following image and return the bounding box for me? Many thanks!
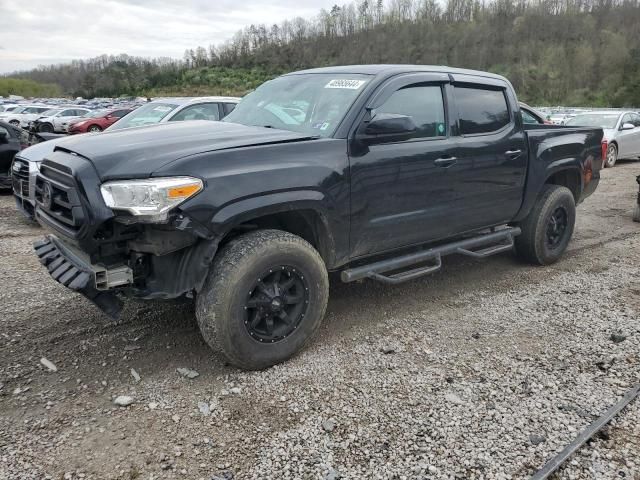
[33,236,129,319]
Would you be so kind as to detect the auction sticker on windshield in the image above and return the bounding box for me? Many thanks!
[325,79,367,89]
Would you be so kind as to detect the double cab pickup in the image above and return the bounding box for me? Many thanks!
[32,65,603,369]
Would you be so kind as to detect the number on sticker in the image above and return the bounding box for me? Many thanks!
[325,79,367,90]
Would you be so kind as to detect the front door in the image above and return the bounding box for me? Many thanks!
[349,75,459,258]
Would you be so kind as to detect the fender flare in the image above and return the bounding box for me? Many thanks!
[514,164,583,222]
[211,189,337,264]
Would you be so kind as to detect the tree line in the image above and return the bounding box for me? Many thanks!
[5,0,640,106]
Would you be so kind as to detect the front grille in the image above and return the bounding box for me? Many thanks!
[11,157,30,198]
[35,163,86,236]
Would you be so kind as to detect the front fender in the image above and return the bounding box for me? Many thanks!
[210,190,344,268]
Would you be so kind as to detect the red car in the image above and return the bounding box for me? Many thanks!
[67,108,133,134]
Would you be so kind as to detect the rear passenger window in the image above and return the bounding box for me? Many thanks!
[374,84,446,139]
[455,86,510,135]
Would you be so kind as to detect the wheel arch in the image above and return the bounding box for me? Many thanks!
[544,167,582,203]
[212,191,337,267]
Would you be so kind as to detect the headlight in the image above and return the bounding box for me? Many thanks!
[100,176,203,221]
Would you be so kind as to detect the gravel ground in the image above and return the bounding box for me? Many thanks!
[1,162,639,480]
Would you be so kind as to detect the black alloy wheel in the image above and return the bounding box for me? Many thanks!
[244,266,309,342]
[545,206,568,249]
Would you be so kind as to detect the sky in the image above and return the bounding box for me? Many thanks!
[0,0,339,74]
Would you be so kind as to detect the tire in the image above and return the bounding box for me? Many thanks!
[38,123,53,133]
[9,120,19,127]
[605,143,618,168]
[515,184,576,265]
[88,124,102,133]
[196,229,329,370]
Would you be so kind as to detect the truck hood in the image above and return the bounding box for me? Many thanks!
[52,121,315,180]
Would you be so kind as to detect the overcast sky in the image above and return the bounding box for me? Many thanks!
[0,0,339,74]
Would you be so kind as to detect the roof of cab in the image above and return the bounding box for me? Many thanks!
[286,64,509,82]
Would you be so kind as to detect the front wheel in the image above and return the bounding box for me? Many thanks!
[196,229,329,370]
[605,144,618,168]
[515,184,576,265]
[88,124,102,133]
[38,123,53,133]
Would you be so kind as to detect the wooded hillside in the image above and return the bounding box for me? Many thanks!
[6,0,640,106]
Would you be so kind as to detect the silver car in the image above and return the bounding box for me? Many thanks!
[566,111,640,167]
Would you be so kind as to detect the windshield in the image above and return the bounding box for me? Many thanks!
[223,74,371,137]
[107,102,178,130]
[566,114,621,129]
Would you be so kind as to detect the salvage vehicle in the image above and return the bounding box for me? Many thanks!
[566,111,640,167]
[32,65,603,369]
[0,121,28,190]
[105,97,240,131]
[67,108,134,134]
[31,107,92,133]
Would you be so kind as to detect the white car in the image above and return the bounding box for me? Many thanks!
[0,104,20,113]
[32,107,92,133]
[107,96,240,131]
[0,105,51,128]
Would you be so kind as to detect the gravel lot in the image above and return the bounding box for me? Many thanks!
[1,162,639,480]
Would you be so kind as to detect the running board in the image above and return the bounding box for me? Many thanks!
[341,227,521,285]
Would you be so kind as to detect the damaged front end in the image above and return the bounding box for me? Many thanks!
[33,154,218,319]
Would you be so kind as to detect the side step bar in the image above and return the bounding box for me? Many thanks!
[341,227,521,285]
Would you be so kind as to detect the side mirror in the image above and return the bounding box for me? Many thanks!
[360,113,417,144]
[621,123,635,131]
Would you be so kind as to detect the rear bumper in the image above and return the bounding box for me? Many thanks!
[34,235,128,318]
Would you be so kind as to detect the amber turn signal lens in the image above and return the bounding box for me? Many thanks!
[167,183,201,199]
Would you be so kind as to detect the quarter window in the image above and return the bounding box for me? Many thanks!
[374,84,446,140]
[455,86,510,135]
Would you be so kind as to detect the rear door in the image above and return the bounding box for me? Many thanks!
[448,76,528,231]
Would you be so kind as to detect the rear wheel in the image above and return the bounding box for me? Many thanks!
[515,184,576,265]
[196,229,329,370]
[88,124,102,133]
[605,144,618,168]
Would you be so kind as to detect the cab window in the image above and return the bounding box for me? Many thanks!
[455,86,510,135]
[373,84,446,140]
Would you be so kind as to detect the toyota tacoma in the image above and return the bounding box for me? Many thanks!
[32,65,603,369]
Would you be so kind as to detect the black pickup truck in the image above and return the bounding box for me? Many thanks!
[33,65,603,369]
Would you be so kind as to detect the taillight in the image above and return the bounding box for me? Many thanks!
[601,140,608,167]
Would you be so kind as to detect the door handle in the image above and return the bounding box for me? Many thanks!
[434,156,457,167]
[505,149,522,157]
